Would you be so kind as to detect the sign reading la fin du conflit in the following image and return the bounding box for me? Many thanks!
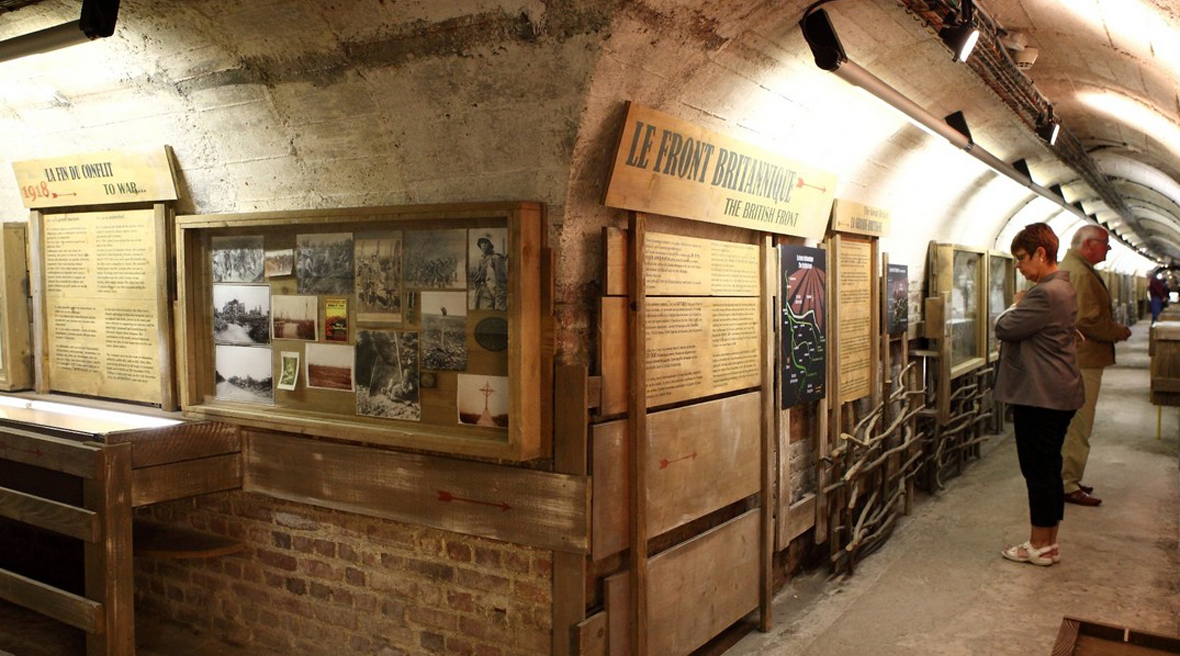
[11,147,179,209]
[603,103,838,239]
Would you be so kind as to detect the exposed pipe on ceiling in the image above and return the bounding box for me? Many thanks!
[0,0,120,64]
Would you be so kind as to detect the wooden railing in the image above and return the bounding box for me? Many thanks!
[0,427,134,656]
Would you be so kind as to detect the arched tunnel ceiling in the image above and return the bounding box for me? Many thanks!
[983,0,1180,263]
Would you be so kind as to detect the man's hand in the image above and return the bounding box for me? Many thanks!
[1118,325,1132,341]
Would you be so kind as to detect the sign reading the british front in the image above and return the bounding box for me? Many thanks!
[12,147,179,209]
[604,103,838,239]
[831,199,891,237]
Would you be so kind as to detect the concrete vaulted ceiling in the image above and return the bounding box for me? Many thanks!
[978,0,1180,264]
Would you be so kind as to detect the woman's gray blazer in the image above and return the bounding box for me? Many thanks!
[993,270,1085,411]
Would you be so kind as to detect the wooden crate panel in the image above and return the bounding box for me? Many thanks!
[591,392,760,561]
[605,510,760,656]
[246,431,589,553]
[1151,341,1180,406]
[1054,616,1180,655]
[646,392,760,536]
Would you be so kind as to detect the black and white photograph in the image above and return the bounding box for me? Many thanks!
[404,229,465,289]
[355,330,420,421]
[306,343,354,391]
[213,284,271,346]
[265,248,294,278]
[420,291,467,371]
[212,236,264,283]
[468,228,509,311]
[214,345,273,404]
[297,232,354,294]
[355,231,402,324]
[277,351,300,391]
[457,374,508,428]
[271,295,317,341]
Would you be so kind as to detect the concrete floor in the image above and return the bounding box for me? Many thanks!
[730,322,1180,656]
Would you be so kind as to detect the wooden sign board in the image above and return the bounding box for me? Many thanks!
[646,296,761,407]
[836,236,873,402]
[830,198,891,237]
[38,209,167,405]
[604,103,837,239]
[0,224,33,390]
[12,147,179,209]
[644,232,760,297]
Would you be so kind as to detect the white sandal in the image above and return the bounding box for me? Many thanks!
[1001,541,1055,566]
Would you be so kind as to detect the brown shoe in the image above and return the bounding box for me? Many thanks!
[1064,490,1102,506]
[1079,484,1094,494]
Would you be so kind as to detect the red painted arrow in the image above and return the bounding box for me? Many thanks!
[659,452,698,469]
[0,443,43,457]
[796,178,827,193]
[51,192,77,198]
[437,490,511,512]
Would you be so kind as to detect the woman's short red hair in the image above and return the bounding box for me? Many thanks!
[1010,223,1059,263]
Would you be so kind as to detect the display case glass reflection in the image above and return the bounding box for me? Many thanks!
[950,250,982,367]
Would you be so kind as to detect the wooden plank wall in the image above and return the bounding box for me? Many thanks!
[245,431,590,554]
[605,511,761,656]
[591,392,762,560]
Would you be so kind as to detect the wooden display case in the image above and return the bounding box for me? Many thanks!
[175,202,548,461]
[986,251,1014,362]
[927,243,987,378]
[0,223,33,391]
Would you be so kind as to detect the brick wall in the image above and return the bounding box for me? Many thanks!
[135,492,552,656]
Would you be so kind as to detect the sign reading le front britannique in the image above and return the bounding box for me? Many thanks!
[12,147,179,209]
[603,103,838,239]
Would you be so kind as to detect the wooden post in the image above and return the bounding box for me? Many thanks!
[759,236,775,631]
[27,210,49,395]
[627,212,649,656]
[815,236,834,545]
[84,442,134,656]
[553,363,590,656]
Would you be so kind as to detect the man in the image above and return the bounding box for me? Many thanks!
[1057,225,1131,506]
[1149,273,1167,323]
[472,237,508,311]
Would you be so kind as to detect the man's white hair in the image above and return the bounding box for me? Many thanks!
[1071,224,1108,249]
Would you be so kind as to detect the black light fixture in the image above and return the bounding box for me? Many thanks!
[938,0,981,63]
[1035,113,1061,146]
[801,6,847,71]
[0,0,120,64]
[944,111,973,143]
[1049,183,1065,199]
[1011,158,1031,179]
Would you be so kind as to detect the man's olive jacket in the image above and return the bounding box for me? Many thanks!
[1057,249,1122,368]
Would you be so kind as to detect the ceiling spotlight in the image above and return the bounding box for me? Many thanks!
[1036,119,1060,146]
[939,0,980,62]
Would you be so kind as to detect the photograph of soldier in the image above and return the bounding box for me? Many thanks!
[265,248,294,278]
[468,229,508,311]
[355,330,420,420]
[404,229,465,289]
[277,351,300,391]
[212,236,265,283]
[421,291,467,371]
[297,233,354,294]
[355,231,402,324]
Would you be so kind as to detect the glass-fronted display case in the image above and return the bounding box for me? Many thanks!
[927,242,988,378]
[987,252,1014,362]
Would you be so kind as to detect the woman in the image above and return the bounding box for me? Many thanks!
[993,223,1084,566]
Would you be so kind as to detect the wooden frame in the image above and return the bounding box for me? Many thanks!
[175,202,548,462]
[1054,616,1180,655]
[0,223,33,391]
[985,251,1014,363]
[927,242,987,379]
[28,204,177,409]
